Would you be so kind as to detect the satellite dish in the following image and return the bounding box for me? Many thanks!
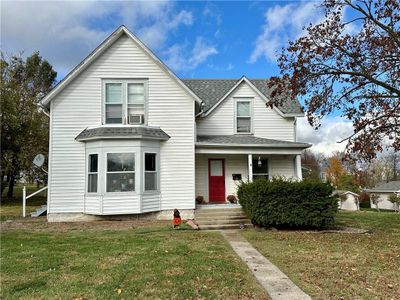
[33,154,45,168]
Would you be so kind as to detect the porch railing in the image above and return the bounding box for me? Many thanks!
[22,186,48,217]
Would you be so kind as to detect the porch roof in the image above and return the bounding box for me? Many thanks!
[196,135,311,149]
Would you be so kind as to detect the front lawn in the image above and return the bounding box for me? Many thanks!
[1,221,267,299]
[242,211,400,299]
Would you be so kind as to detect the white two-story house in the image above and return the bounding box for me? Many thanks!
[40,26,311,222]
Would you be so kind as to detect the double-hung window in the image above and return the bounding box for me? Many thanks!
[87,154,98,193]
[105,83,123,124]
[144,153,157,191]
[236,99,252,133]
[106,153,135,192]
[104,81,146,124]
[128,83,145,116]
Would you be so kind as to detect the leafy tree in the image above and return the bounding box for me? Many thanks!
[388,193,400,212]
[337,174,359,192]
[370,193,382,212]
[269,0,400,162]
[1,52,56,199]
[326,156,347,188]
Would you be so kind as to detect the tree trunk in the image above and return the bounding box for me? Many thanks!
[0,171,6,195]
[6,172,15,198]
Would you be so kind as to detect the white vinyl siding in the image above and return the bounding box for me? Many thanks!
[48,33,195,214]
[197,81,295,141]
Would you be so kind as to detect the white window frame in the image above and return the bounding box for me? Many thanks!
[143,152,159,193]
[87,152,99,194]
[105,151,136,193]
[234,98,253,134]
[102,79,148,125]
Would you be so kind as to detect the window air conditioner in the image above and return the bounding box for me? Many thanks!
[128,114,144,125]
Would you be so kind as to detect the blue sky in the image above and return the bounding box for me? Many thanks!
[1,0,354,155]
[1,1,323,80]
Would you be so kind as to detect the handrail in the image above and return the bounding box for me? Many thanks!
[22,186,48,217]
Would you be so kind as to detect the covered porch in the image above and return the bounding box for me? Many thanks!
[195,135,310,203]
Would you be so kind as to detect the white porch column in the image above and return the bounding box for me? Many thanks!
[295,154,302,181]
[248,154,253,182]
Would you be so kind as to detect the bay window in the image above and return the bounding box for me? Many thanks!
[144,153,157,191]
[87,154,98,193]
[236,99,252,133]
[106,153,135,192]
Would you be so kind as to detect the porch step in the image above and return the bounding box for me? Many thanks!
[31,205,47,217]
[195,207,252,230]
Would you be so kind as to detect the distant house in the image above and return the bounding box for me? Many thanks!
[39,26,311,222]
[334,190,359,211]
[365,181,400,211]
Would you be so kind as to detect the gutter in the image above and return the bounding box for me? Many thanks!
[37,103,50,118]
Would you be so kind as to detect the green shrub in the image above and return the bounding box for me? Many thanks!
[237,177,337,228]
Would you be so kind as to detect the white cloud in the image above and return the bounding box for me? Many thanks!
[249,2,323,63]
[297,116,354,156]
[164,37,218,72]
[1,1,193,77]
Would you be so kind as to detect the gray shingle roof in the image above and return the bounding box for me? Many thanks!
[196,135,311,148]
[366,181,400,192]
[181,78,303,115]
[76,126,170,142]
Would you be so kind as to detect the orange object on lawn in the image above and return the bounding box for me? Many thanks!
[173,209,182,228]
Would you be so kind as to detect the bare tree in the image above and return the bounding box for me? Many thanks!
[269,0,399,162]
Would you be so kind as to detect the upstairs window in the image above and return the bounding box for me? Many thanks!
[104,81,147,124]
[236,100,252,133]
[128,83,145,116]
[105,83,123,124]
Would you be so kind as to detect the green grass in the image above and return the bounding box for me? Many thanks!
[1,184,47,221]
[242,211,400,299]
[1,224,267,299]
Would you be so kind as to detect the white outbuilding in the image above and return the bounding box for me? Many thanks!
[334,190,360,211]
[365,181,400,211]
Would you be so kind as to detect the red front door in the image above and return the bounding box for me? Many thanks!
[208,159,225,203]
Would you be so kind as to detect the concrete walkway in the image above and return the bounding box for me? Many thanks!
[221,230,311,300]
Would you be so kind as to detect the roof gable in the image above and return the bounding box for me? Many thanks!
[182,77,303,117]
[40,25,202,107]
